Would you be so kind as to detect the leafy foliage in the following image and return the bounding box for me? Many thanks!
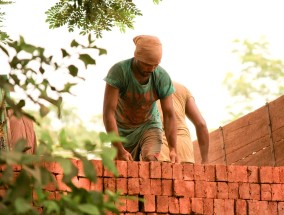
[223,37,284,120]
[45,0,143,37]
[0,0,13,43]
[0,34,104,120]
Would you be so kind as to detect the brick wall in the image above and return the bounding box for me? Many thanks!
[194,94,284,167]
[3,159,283,214]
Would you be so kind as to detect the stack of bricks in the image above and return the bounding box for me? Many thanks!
[2,159,284,214]
[46,159,284,214]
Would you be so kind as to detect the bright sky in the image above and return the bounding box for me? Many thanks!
[2,0,284,132]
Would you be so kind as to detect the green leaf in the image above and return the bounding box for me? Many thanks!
[100,147,118,176]
[42,200,60,214]
[77,204,100,215]
[79,54,96,68]
[40,104,50,117]
[61,48,69,57]
[71,39,79,47]
[68,65,78,77]
[15,198,32,213]
[22,165,41,184]
[98,48,107,56]
[55,157,73,175]
[99,132,126,144]
[82,158,97,181]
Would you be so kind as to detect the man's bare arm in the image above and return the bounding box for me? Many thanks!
[103,83,133,161]
[186,97,209,164]
[160,94,178,163]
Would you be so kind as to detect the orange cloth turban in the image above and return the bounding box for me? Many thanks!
[133,35,162,65]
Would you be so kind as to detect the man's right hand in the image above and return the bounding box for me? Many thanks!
[116,148,133,161]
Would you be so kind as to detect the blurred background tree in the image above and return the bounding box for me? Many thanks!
[222,37,284,123]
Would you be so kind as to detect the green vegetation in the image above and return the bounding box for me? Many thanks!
[223,37,284,122]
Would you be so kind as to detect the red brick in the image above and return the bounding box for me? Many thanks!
[179,197,191,214]
[116,196,127,212]
[228,182,239,199]
[117,178,127,195]
[90,177,103,191]
[261,184,272,201]
[204,165,215,181]
[248,200,260,215]
[278,202,284,214]
[174,180,194,197]
[168,196,179,214]
[203,198,214,215]
[214,199,225,215]
[205,181,217,198]
[258,201,278,215]
[228,165,248,182]
[172,163,183,180]
[139,178,151,195]
[128,178,140,195]
[224,199,235,215]
[271,184,284,201]
[77,177,91,190]
[127,161,138,178]
[161,162,172,179]
[44,161,63,174]
[183,163,194,180]
[139,162,149,179]
[195,181,206,198]
[161,179,173,196]
[247,166,259,183]
[194,164,205,181]
[267,201,278,215]
[156,195,169,213]
[260,166,273,183]
[12,164,22,172]
[239,183,250,200]
[103,167,114,177]
[44,173,57,191]
[56,174,70,192]
[235,199,247,215]
[150,179,161,195]
[104,178,116,192]
[55,191,65,200]
[192,198,203,214]
[279,167,284,183]
[250,183,260,200]
[91,160,103,177]
[47,191,56,200]
[216,164,228,182]
[217,182,228,199]
[126,196,139,212]
[142,194,155,212]
[150,161,161,179]
[116,160,128,177]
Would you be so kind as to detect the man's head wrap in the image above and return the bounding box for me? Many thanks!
[133,35,162,65]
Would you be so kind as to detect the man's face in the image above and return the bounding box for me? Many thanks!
[136,60,158,78]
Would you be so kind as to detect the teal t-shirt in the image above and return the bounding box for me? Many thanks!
[104,58,175,148]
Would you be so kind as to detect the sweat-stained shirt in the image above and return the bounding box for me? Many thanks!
[104,58,175,148]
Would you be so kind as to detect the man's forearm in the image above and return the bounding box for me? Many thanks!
[164,116,177,151]
[196,126,209,163]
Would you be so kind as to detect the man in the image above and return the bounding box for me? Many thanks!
[103,35,178,162]
[158,82,209,164]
